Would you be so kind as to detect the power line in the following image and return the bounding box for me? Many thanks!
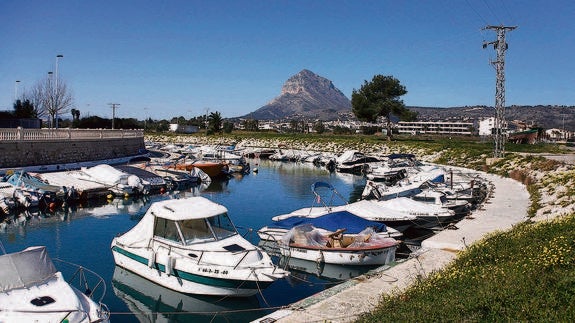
[500,1,515,25]
[481,0,502,25]
[465,0,489,25]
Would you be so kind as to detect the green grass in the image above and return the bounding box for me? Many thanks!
[357,216,575,322]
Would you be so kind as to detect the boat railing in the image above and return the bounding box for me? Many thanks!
[0,127,143,141]
[7,306,108,322]
[53,258,110,321]
[154,241,264,269]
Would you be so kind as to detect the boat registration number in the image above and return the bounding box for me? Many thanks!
[198,268,229,275]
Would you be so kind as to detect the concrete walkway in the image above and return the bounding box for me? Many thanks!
[254,172,530,323]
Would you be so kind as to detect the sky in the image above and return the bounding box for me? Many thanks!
[1,0,574,121]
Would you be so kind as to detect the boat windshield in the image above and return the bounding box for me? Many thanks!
[154,213,238,245]
[207,213,237,240]
[179,218,216,244]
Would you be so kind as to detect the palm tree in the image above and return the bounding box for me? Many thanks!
[70,108,80,127]
[207,111,223,134]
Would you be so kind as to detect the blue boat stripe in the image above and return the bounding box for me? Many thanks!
[111,246,271,289]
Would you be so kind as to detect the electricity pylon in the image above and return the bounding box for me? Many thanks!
[483,25,517,158]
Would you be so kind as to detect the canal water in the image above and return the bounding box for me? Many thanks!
[0,159,380,322]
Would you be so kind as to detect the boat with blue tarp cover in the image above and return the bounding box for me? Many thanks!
[259,181,403,241]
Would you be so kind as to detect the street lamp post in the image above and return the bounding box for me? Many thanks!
[108,103,120,129]
[14,80,20,101]
[205,107,209,134]
[48,72,53,128]
[55,54,63,129]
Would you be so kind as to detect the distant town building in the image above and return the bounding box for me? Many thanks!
[545,128,572,141]
[169,124,199,133]
[478,117,496,136]
[397,121,474,135]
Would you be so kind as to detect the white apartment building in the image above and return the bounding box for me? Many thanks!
[397,121,474,135]
[478,117,496,136]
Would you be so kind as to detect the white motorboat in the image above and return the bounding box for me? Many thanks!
[335,150,381,174]
[365,153,443,184]
[111,197,288,297]
[279,225,399,266]
[0,246,109,323]
[258,209,403,243]
[410,189,471,216]
[72,164,145,197]
[361,165,446,201]
[375,197,459,230]
[266,182,408,235]
[0,182,39,209]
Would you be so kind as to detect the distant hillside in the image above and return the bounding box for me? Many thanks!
[408,105,575,131]
[242,69,351,120]
[237,69,574,131]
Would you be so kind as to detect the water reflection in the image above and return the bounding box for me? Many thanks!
[279,256,378,283]
[259,241,378,283]
[0,178,225,233]
[112,266,266,323]
[0,196,153,233]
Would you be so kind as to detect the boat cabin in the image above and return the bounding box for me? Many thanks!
[153,212,238,245]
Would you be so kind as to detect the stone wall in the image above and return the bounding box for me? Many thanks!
[0,137,145,168]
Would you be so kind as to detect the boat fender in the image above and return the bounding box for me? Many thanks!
[316,250,324,264]
[148,251,156,268]
[166,256,175,276]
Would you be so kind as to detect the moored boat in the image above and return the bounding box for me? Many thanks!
[0,246,110,322]
[3,170,66,208]
[279,224,399,266]
[335,150,381,174]
[268,181,408,234]
[258,210,402,243]
[111,196,288,297]
[169,160,229,179]
[72,164,146,197]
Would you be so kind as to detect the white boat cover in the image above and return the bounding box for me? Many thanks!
[377,197,453,215]
[335,150,360,164]
[342,199,417,221]
[0,246,57,292]
[114,197,228,248]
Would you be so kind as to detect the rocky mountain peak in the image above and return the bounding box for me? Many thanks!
[280,69,337,96]
[243,69,351,120]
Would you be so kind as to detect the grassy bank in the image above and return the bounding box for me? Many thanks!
[358,215,575,321]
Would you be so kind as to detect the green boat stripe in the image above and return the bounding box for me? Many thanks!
[111,245,271,289]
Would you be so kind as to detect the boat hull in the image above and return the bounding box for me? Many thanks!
[111,244,274,297]
[172,161,228,179]
[279,243,397,266]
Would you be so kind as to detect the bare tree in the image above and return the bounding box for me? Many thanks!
[25,74,74,128]
[27,81,47,120]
